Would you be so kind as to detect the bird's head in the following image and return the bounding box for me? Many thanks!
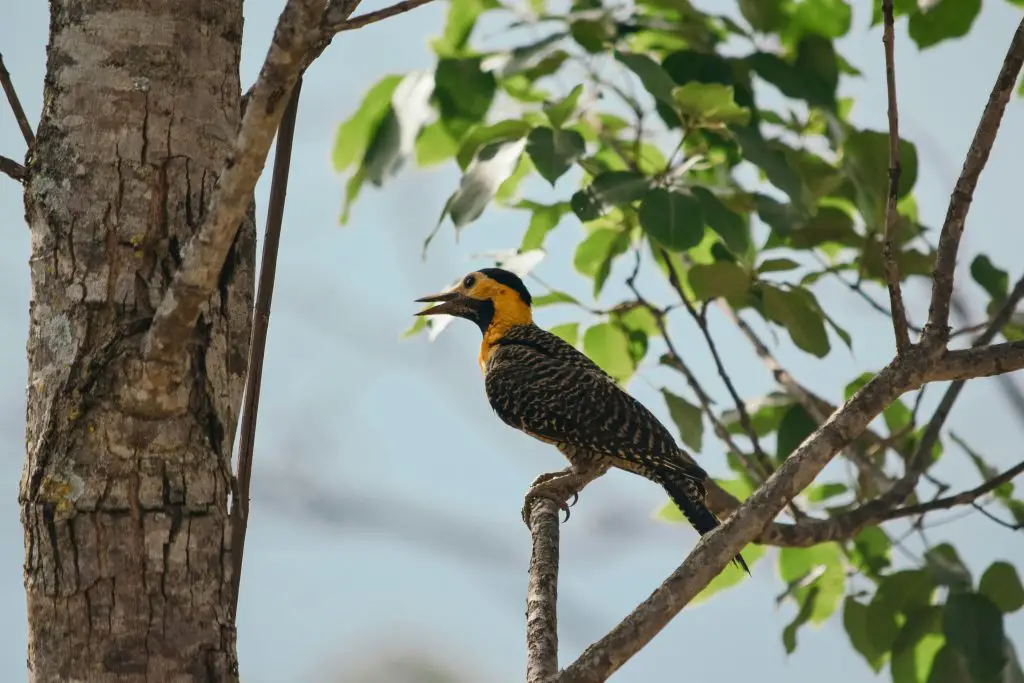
[414,267,534,334]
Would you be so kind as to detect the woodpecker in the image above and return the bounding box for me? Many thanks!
[415,267,748,574]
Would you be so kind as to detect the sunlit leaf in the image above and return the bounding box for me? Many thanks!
[550,322,579,346]
[672,82,751,125]
[457,119,533,169]
[583,322,634,382]
[762,285,830,358]
[688,261,752,306]
[333,75,403,172]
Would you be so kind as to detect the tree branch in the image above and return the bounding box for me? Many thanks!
[927,341,1024,383]
[556,352,924,682]
[0,52,34,147]
[884,460,1024,522]
[924,17,1024,343]
[326,0,439,32]
[144,0,324,363]
[0,154,25,182]
[880,0,911,355]
[526,498,561,683]
[228,77,303,621]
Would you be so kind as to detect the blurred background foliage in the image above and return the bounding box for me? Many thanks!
[331,0,1024,681]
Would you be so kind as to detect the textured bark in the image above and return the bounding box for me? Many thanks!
[20,2,254,681]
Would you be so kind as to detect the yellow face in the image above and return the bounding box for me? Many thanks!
[414,269,533,332]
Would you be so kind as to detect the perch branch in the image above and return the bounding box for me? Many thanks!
[526,498,561,683]
[228,78,303,620]
[0,154,25,182]
[880,0,911,355]
[924,18,1024,344]
[0,53,34,146]
[145,0,324,362]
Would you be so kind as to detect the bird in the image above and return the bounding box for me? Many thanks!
[414,267,749,574]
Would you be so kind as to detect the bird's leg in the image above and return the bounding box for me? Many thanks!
[522,468,581,526]
[521,457,610,527]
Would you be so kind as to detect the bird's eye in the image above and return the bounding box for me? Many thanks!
[462,275,476,289]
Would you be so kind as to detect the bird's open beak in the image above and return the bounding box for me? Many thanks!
[414,290,466,317]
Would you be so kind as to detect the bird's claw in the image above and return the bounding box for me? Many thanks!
[521,487,575,527]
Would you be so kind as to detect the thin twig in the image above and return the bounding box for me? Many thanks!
[885,460,1024,522]
[659,248,775,480]
[0,154,25,182]
[145,0,323,364]
[924,18,1024,344]
[328,0,439,32]
[0,53,34,146]
[526,498,561,683]
[880,0,911,355]
[228,78,303,620]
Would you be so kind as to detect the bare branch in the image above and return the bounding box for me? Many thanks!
[228,78,303,620]
[526,499,561,683]
[0,154,25,182]
[880,0,911,354]
[927,341,1024,383]
[0,53,34,147]
[145,0,324,363]
[924,18,1024,343]
[885,460,1024,522]
[557,353,921,682]
[327,0,439,32]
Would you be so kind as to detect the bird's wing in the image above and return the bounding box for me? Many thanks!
[485,333,707,482]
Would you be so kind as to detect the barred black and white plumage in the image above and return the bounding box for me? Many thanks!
[414,267,749,574]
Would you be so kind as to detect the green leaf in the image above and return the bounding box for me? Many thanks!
[943,592,1007,683]
[908,0,982,50]
[339,167,365,225]
[925,544,973,591]
[891,609,943,683]
[639,189,706,252]
[457,119,533,169]
[776,404,817,462]
[867,590,901,655]
[970,255,1009,302]
[520,201,570,251]
[415,122,460,167]
[432,0,497,56]
[762,285,830,358]
[783,585,819,654]
[927,645,973,683]
[844,597,885,671]
[615,50,678,106]
[878,570,937,615]
[672,83,751,126]
[842,130,919,229]
[433,58,497,138]
[979,561,1024,614]
[533,291,579,308]
[526,127,586,185]
[758,258,801,273]
[791,0,852,38]
[549,322,579,346]
[544,84,584,128]
[691,187,752,256]
[851,526,892,576]
[806,482,846,502]
[583,323,634,382]
[332,75,403,172]
[951,432,1015,499]
[778,543,845,623]
[429,139,527,250]
[688,262,751,306]
[616,305,661,338]
[571,171,651,221]
[573,228,630,295]
[662,390,703,451]
[363,71,436,186]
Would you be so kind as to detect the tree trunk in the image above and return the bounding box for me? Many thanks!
[20,2,255,680]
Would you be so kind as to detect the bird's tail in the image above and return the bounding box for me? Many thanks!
[656,469,750,575]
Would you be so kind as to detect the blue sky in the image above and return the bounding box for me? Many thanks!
[1,2,1023,681]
